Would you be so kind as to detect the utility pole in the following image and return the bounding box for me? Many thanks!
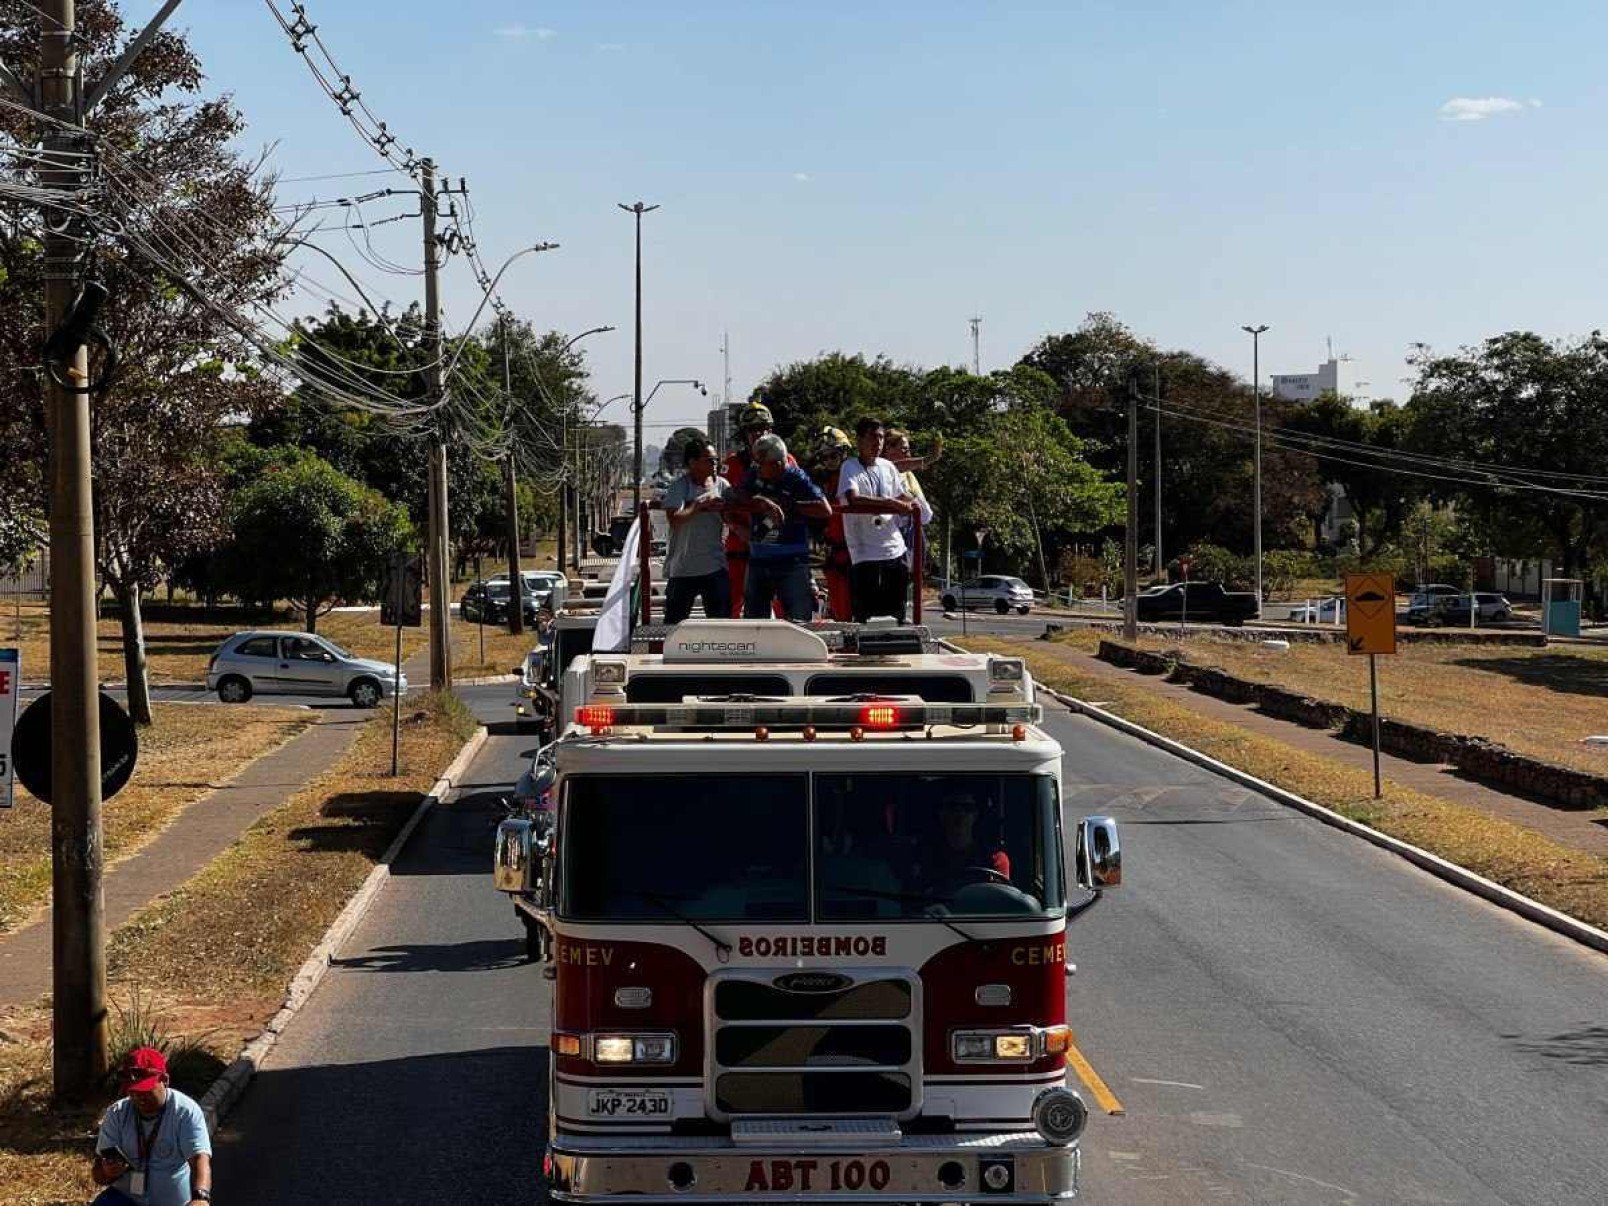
[721,329,732,407]
[619,200,659,517]
[424,161,452,690]
[502,315,525,635]
[969,316,981,375]
[41,0,106,1105]
[1124,371,1139,642]
[1153,363,1163,577]
[34,0,186,1104]
[1242,324,1269,609]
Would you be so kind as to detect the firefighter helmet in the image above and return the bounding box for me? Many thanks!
[738,400,774,431]
[817,425,852,455]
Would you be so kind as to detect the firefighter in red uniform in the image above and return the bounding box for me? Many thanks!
[723,399,796,617]
[811,426,855,621]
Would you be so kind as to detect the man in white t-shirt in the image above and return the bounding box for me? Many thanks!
[661,437,731,623]
[836,416,923,622]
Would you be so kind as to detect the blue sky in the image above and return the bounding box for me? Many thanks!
[169,1,1608,435]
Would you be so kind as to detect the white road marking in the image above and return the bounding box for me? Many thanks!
[1131,1077,1205,1089]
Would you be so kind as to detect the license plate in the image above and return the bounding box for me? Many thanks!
[587,1089,671,1118]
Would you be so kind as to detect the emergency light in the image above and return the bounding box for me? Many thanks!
[573,699,1041,734]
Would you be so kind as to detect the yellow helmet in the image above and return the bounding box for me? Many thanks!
[817,425,851,455]
[738,400,774,431]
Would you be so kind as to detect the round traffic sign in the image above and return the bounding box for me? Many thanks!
[9,691,140,805]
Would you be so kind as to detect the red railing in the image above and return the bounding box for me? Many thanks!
[638,501,653,626]
[911,513,923,625]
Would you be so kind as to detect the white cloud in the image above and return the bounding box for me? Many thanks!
[1438,96,1531,122]
[496,24,557,40]
[793,172,811,182]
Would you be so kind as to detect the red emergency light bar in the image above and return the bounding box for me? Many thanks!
[574,700,1040,734]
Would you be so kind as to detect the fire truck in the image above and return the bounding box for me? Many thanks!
[494,618,1122,1203]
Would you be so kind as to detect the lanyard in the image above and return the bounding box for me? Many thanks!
[134,1098,169,1167]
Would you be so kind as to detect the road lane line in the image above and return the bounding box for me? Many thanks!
[1131,1077,1204,1090]
[1065,1040,1125,1115]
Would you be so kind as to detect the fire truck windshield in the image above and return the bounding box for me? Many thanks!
[562,775,811,922]
[560,773,1063,923]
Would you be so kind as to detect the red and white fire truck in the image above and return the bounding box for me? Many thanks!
[494,619,1122,1203]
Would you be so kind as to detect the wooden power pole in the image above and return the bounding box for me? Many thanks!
[1124,370,1139,642]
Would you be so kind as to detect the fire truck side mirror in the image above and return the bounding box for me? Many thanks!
[1076,816,1122,890]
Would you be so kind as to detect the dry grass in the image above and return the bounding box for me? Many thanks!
[0,704,311,936]
[451,617,537,679]
[969,636,1608,931]
[0,692,478,1205]
[1109,631,1608,773]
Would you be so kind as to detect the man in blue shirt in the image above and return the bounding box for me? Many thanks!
[734,433,832,622]
[92,1046,212,1205]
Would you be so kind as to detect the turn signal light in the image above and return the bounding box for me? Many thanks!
[576,705,616,731]
[554,1033,582,1056]
[860,704,901,729]
[1041,1025,1071,1055]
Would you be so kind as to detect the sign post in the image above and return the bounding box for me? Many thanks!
[0,649,17,808]
[1344,572,1398,799]
[382,553,424,777]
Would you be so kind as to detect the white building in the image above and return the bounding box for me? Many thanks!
[1269,357,1355,402]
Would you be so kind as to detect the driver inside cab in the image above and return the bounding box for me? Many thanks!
[916,791,1011,889]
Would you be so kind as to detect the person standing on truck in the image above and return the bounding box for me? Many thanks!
[733,433,831,622]
[662,438,732,624]
[885,427,936,573]
[722,398,797,617]
[837,416,922,622]
[811,426,855,621]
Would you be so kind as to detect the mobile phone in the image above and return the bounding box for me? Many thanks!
[97,1144,130,1165]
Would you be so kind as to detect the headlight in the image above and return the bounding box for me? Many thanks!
[953,1028,1037,1063]
[994,1034,1032,1059]
[593,1033,676,1064]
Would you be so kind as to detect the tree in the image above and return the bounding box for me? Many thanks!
[1284,395,1418,554]
[0,2,284,724]
[1404,332,1608,598]
[220,451,413,631]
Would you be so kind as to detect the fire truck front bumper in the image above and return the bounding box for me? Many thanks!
[545,1130,1079,1203]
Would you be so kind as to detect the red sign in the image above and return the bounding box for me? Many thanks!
[0,649,17,808]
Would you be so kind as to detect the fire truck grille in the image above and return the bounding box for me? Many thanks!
[710,974,918,1117]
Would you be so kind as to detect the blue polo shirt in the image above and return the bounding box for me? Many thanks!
[742,464,825,561]
[96,1089,211,1206]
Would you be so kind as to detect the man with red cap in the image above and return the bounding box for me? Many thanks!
[92,1046,213,1205]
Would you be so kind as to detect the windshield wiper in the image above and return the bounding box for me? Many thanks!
[824,883,980,945]
[627,890,733,962]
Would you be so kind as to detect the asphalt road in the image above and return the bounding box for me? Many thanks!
[213,694,1608,1204]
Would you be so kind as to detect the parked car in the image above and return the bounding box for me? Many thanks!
[1409,592,1514,625]
[1134,581,1260,625]
[461,581,549,624]
[488,569,569,610]
[207,631,406,706]
[1406,583,1460,613]
[940,575,1035,614]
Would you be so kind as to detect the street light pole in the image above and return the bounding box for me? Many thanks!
[619,201,660,516]
[1242,324,1270,610]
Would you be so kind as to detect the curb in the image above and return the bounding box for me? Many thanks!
[199,723,491,1133]
[1043,685,1608,958]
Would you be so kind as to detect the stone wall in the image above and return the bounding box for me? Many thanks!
[1094,640,1608,810]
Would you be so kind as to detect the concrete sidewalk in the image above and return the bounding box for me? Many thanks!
[0,646,432,1011]
[1028,641,1608,860]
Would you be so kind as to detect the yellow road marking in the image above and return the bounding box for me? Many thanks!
[1065,1040,1125,1116]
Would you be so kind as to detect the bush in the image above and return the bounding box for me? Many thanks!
[1178,544,1252,591]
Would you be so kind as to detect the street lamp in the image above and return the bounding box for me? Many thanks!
[619,200,660,515]
[550,327,615,578]
[637,378,706,490]
[1241,324,1269,610]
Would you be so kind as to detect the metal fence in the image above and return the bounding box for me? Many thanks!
[0,551,48,598]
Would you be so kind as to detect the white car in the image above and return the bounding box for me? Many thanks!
[488,569,569,610]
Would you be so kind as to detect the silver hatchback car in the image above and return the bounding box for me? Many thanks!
[940,575,1036,615]
[206,630,407,706]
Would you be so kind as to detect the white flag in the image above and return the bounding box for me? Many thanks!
[594,516,642,653]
